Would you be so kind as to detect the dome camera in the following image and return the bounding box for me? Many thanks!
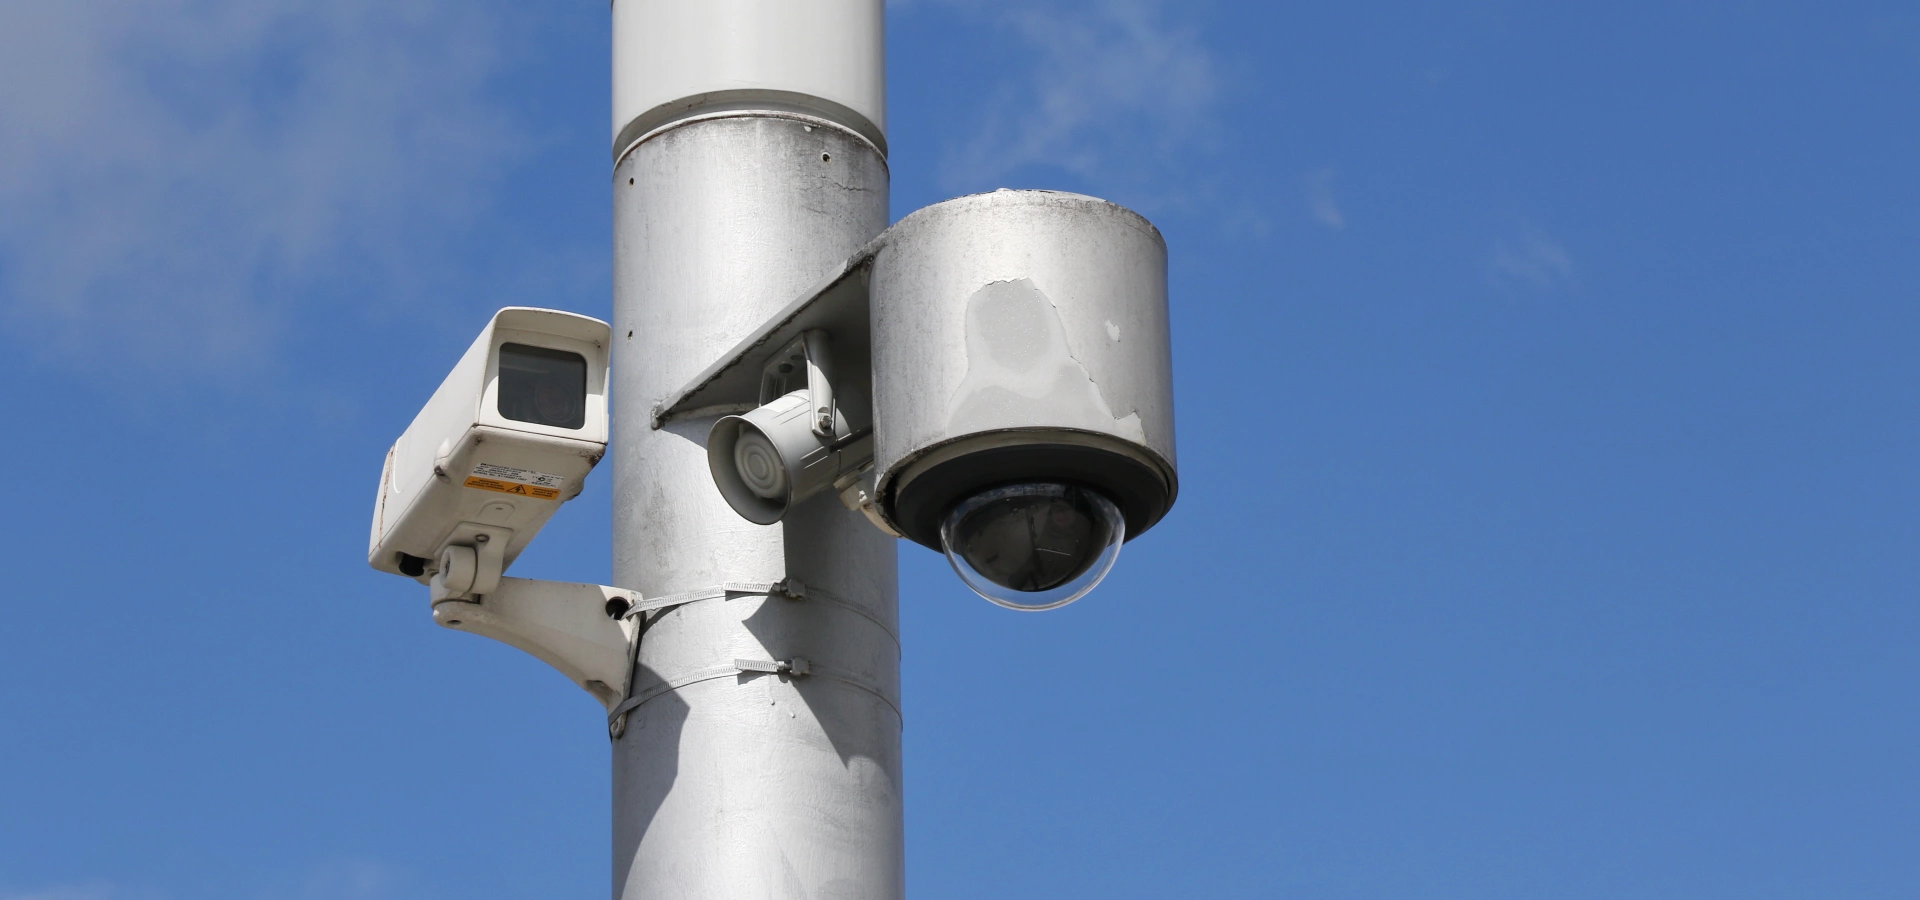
[658,191,1178,609]
[939,482,1124,610]
[864,192,1180,609]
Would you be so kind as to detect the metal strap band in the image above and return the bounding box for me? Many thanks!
[622,579,899,644]
[607,578,899,739]
[605,658,901,732]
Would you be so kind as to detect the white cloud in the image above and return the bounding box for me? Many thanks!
[937,0,1218,206]
[285,860,401,900]
[1306,168,1345,230]
[1,861,404,900]
[0,0,520,374]
[1488,223,1574,290]
[1,885,120,900]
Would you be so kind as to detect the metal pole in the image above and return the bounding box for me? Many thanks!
[607,3,902,897]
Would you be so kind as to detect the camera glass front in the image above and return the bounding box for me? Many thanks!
[939,482,1125,610]
[498,343,587,430]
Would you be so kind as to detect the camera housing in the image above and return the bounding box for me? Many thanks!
[940,482,1127,610]
[369,308,611,594]
[653,190,1177,607]
[868,191,1178,557]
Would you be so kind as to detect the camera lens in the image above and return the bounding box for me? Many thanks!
[498,343,587,430]
[939,483,1125,611]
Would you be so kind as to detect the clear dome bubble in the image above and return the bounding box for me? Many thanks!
[939,483,1125,611]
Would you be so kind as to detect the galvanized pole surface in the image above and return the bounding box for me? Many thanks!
[607,2,902,898]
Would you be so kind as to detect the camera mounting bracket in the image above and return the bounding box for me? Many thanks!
[651,240,878,429]
[759,329,841,440]
[662,241,896,532]
[427,523,512,603]
[432,577,642,710]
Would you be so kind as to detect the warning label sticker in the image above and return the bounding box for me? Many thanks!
[464,463,565,500]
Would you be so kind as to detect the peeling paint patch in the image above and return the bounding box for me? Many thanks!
[1105,320,1121,342]
[948,279,1146,441]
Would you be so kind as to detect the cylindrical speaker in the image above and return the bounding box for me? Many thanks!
[708,390,865,525]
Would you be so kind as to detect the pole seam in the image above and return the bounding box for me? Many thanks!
[614,109,888,171]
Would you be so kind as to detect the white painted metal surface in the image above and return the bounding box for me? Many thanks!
[611,112,901,897]
[869,192,1175,490]
[611,0,886,157]
[866,192,1177,547]
[649,259,876,429]
[369,308,610,580]
[431,577,639,709]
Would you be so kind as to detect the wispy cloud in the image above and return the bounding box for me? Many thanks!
[1306,168,1346,230]
[1487,223,1574,290]
[280,860,403,900]
[2,860,405,900]
[0,0,520,375]
[937,0,1219,207]
[1,887,119,900]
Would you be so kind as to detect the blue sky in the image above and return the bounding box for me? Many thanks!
[2,1,1918,897]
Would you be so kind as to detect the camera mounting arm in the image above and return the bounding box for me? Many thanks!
[758,329,841,440]
[432,577,642,710]
[651,247,876,429]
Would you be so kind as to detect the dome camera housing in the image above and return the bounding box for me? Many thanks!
[940,482,1125,610]
[867,191,1179,576]
[885,430,1172,554]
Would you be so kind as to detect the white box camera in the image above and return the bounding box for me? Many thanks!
[369,308,611,599]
